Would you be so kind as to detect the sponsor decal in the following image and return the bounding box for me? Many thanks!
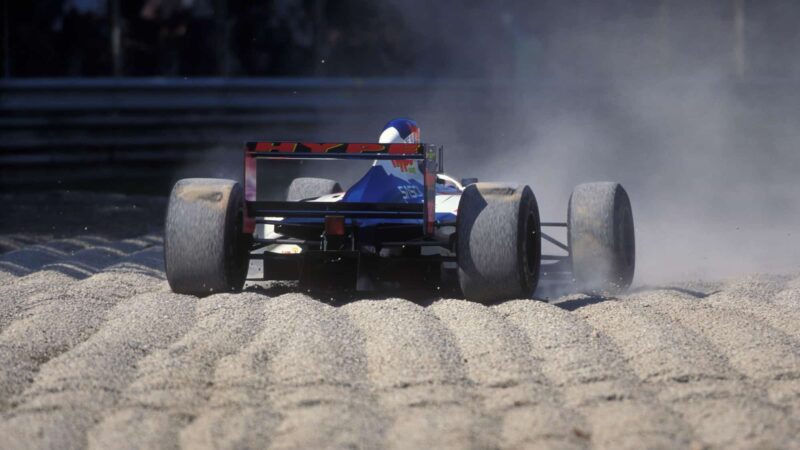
[254,142,298,152]
[397,184,423,200]
[303,143,344,153]
[346,143,385,153]
[391,159,415,173]
[250,142,423,155]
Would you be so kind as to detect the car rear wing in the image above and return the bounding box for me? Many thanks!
[243,142,442,235]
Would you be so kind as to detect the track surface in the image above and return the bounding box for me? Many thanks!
[1,196,799,449]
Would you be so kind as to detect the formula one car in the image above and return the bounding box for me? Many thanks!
[164,119,635,302]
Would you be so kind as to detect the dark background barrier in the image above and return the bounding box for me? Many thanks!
[0,77,508,191]
[2,75,798,194]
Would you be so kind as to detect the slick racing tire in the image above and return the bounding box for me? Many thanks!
[164,178,251,296]
[286,177,343,201]
[568,182,635,293]
[457,183,541,303]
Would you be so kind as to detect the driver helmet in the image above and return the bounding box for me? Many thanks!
[374,118,421,179]
[379,118,420,144]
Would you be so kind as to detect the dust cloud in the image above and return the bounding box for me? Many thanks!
[389,0,800,284]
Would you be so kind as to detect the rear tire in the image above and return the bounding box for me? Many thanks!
[164,178,251,296]
[286,177,342,201]
[568,182,635,293]
[457,183,541,303]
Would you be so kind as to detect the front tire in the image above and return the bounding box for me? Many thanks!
[568,182,635,293]
[164,178,251,296]
[457,183,541,303]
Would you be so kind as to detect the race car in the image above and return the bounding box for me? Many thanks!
[164,118,635,302]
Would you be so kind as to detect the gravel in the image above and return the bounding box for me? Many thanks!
[0,194,798,449]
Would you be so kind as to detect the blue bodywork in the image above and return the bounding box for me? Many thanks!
[343,165,424,203]
[345,165,457,225]
[280,164,456,240]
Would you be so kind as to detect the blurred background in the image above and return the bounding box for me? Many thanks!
[1,0,798,281]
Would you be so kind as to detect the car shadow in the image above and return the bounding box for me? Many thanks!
[550,294,614,311]
[626,285,717,298]
[551,285,717,311]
